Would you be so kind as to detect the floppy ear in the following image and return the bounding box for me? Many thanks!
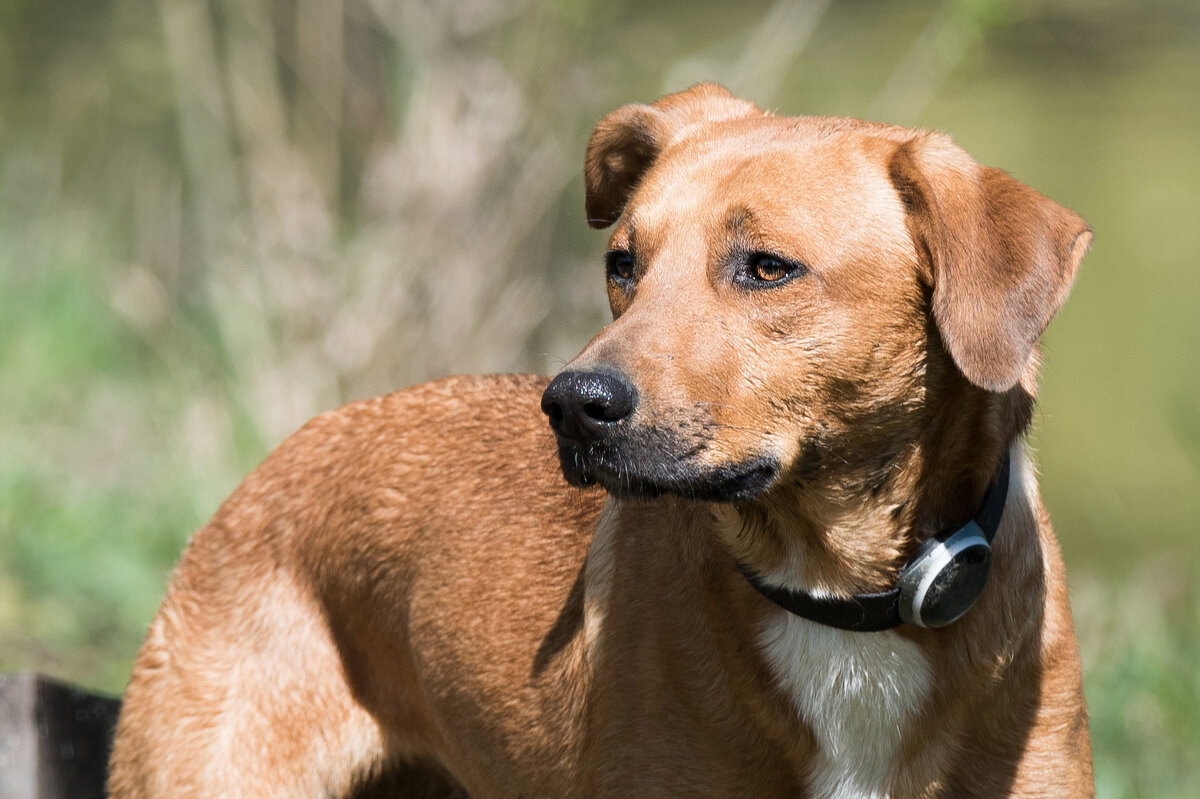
[889,133,1092,392]
[585,83,760,228]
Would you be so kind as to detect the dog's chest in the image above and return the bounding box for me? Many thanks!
[759,612,931,799]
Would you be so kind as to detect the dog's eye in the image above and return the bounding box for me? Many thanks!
[606,250,636,284]
[739,252,806,288]
[751,256,790,283]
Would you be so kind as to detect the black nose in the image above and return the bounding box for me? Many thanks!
[541,370,637,443]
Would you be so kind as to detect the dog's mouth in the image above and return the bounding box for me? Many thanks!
[553,438,779,504]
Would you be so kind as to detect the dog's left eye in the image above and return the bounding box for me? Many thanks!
[738,252,806,288]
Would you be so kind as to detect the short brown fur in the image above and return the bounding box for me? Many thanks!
[110,85,1093,798]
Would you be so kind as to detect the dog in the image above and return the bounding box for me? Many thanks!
[109,84,1094,798]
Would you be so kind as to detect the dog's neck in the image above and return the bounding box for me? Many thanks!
[720,380,1033,600]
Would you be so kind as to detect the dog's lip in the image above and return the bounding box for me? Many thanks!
[553,438,779,504]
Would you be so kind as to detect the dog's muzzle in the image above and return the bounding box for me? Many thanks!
[540,368,636,489]
[540,369,777,502]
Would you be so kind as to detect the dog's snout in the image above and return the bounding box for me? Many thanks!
[541,370,636,442]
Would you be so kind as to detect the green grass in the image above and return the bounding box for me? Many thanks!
[1076,561,1200,798]
[0,213,256,690]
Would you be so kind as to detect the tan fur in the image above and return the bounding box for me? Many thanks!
[109,85,1093,798]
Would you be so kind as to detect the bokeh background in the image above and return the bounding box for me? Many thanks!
[1,0,1197,794]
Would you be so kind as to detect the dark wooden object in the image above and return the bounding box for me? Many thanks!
[0,673,120,799]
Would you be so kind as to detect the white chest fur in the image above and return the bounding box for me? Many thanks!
[759,613,931,799]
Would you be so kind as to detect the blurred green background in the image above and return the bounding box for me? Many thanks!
[1,0,1197,794]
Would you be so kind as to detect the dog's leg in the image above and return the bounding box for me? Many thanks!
[108,562,391,798]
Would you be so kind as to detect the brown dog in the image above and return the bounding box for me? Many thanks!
[109,84,1093,798]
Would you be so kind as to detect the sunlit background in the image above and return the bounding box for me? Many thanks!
[1,0,1197,795]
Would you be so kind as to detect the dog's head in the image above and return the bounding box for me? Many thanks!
[542,84,1090,504]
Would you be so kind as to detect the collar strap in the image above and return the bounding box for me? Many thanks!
[738,452,1011,632]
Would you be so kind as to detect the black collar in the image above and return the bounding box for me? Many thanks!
[738,452,1011,632]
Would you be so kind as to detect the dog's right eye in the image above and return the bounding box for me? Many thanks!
[605,250,636,284]
[735,251,807,289]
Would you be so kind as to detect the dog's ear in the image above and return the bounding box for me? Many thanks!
[890,134,1092,392]
[585,83,760,228]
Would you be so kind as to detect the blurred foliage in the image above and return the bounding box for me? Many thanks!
[0,0,1197,794]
